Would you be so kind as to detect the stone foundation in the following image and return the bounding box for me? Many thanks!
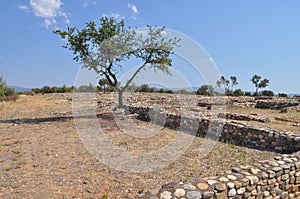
[127,106,300,153]
[144,153,300,199]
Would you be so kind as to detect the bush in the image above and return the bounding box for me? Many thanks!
[5,94,19,102]
[0,76,15,99]
[278,93,288,97]
[233,89,244,96]
[261,90,275,97]
[196,85,214,96]
[244,92,252,96]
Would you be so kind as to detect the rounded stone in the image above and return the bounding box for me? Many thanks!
[183,184,196,190]
[227,175,237,181]
[228,188,237,197]
[160,191,172,199]
[186,191,202,199]
[215,183,226,192]
[202,191,214,199]
[197,183,209,190]
[218,177,229,182]
[207,179,218,185]
[227,182,235,189]
[174,188,185,197]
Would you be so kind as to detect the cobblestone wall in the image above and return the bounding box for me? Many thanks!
[127,106,300,153]
[144,153,300,199]
[126,106,300,199]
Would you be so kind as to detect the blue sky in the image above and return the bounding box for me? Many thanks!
[0,0,299,93]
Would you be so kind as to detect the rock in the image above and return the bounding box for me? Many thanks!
[197,183,209,190]
[246,176,259,185]
[215,183,226,192]
[186,191,201,199]
[237,187,245,194]
[202,191,214,199]
[227,175,237,181]
[228,188,237,197]
[232,167,240,173]
[218,177,229,182]
[160,191,172,199]
[207,179,218,185]
[174,189,185,197]
[249,167,260,175]
[227,182,235,189]
[183,184,196,190]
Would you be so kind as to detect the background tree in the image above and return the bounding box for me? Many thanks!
[196,85,214,96]
[251,75,270,96]
[216,76,239,96]
[261,90,274,97]
[216,76,230,95]
[278,93,288,98]
[233,89,244,96]
[54,17,179,108]
[98,78,113,93]
[0,76,15,100]
[230,76,238,91]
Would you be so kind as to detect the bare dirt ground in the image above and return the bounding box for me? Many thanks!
[1,93,294,198]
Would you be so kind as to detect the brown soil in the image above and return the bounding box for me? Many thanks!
[0,94,285,198]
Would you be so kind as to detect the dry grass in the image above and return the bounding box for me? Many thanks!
[0,94,285,198]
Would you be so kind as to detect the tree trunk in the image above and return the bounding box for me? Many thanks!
[255,87,259,96]
[118,89,124,108]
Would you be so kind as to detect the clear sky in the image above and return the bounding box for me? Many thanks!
[0,0,299,93]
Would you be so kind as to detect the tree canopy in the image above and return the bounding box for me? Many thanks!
[251,75,270,96]
[54,17,180,107]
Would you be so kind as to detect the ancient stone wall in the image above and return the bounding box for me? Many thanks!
[127,106,300,153]
[127,106,300,198]
[145,153,300,199]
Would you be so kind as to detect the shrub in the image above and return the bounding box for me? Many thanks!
[5,94,19,102]
[233,89,244,96]
[244,92,252,96]
[278,93,288,97]
[261,90,275,97]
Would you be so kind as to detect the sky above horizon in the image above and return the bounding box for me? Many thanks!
[0,0,299,93]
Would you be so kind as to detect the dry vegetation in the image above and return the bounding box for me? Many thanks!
[1,93,297,198]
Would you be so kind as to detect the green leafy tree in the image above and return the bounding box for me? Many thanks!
[0,76,15,99]
[216,76,229,92]
[261,90,274,97]
[233,89,244,96]
[98,78,113,93]
[278,93,288,97]
[41,86,51,94]
[54,17,179,108]
[251,75,270,96]
[196,85,214,96]
[230,76,238,91]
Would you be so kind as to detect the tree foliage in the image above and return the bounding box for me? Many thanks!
[261,90,274,97]
[0,76,15,99]
[54,17,180,107]
[216,76,238,96]
[233,89,244,96]
[251,75,270,96]
[196,85,214,96]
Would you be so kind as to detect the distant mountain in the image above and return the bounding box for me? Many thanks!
[9,86,32,92]
[289,93,300,97]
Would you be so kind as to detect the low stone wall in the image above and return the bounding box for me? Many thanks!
[255,101,299,110]
[127,106,300,153]
[144,153,300,199]
[218,113,270,123]
[126,106,300,198]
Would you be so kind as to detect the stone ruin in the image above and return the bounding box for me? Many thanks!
[93,93,300,198]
